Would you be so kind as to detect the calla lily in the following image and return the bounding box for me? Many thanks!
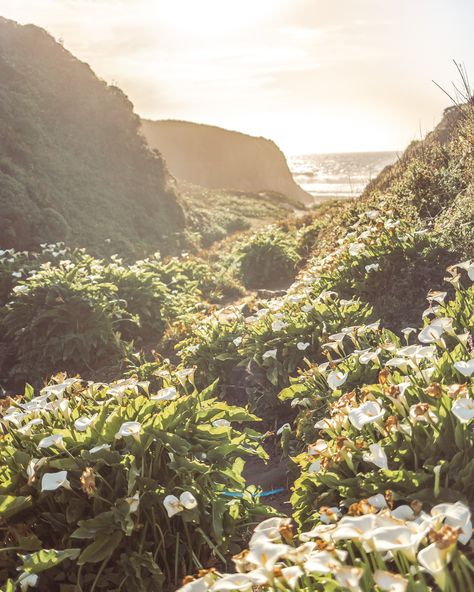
[308,460,321,474]
[151,386,178,401]
[334,566,363,591]
[163,491,198,518]
[115,421,142,440]
[250,517,292,544]
[304,549,343,574]
[418,323,445,345]
[327,371,348,391]
[41,471,71,492]
[454,359,474,377]
[17,573,39,592]
[348,401,384,430]
[431,502,472,544]
[74,414,97,432]
[247,538,291,571]
[163,494,181,517]
[281,566,303,590]
[371,525,421,561]
[373,570,408,592]
[180,491,198,509]
[365,263,380,272]
[262,349,277,360]
[38,434,65,449]
[89,443,111,454]
[417,543,451,589]
[363,444,388,470]
[17,418,43,435]
[271,320,287,332]
[452,398,474,424]
[297,341,310,351]
[212,418,231,428]
[212,573,259,591]
[331,514,378,542]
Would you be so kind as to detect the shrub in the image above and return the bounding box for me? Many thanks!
[237,229,301,289]
[0,373,270,591]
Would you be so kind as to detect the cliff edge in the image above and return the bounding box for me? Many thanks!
[141,120,313,206]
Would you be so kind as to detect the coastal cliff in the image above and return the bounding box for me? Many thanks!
[141,119,313,206]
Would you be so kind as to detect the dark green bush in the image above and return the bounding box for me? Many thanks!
[237,228,301,289]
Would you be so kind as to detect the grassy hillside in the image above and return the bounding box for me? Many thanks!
[0,17,185,257]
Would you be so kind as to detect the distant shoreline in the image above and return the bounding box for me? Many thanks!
[289,150,399,200]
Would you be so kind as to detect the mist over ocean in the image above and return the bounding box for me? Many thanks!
[289,151,399,201]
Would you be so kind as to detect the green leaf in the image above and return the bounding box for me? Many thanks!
[78,531,122,565]
[21,548,80,574]
[0,495,32,520]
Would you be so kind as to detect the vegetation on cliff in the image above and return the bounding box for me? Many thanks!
[0,17,185,257]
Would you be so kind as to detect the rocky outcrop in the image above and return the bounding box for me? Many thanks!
[141,120,313,206]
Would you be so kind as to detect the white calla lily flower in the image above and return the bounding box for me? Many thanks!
[327,371,348,391]
[373,570,408,592]
[212,418,231,428]
[151,387,178,401]
[247,538,291,571]
[180,491,198,510]
[297,341,310,351]
[281,566,303,590]
[89,443,111,454]
[17,572,39,592]
[163,494,181,517]
[454,359,474,377]
[431,501,472,544]
[115,421,142,440]
[452,398,474,424]
[348,401,384,430]
[41,471,71,492]
[38,434,65,449]
[363,444,388,470]
[417,543,451,589]
[74,414,98,432]
[334,566,363,591]
[262,349,277,360]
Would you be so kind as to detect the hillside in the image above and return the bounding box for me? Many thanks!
[0,100,473,591]
[141,119,313,206]
[0,17,185,256]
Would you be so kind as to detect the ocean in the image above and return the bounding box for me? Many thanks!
[289,151,399,202]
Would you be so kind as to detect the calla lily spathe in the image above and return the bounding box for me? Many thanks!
[41,470,71,492]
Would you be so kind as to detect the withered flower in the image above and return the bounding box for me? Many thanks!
[426,383,442,399]
[385,415,399,433]
[429,525,461,549]
[80,467,96,497]
[348,499,377,516]
[378,368,390,385]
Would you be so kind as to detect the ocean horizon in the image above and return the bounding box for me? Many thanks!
[289,150,399,201]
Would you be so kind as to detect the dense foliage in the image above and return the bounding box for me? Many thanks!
[0,246,235,388]
[0,373,271,591]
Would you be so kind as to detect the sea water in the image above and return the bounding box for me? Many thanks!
[289,151,399,202]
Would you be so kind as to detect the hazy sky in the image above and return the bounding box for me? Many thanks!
[1,0,472,155]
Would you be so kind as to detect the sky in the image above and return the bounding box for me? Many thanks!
[0,0,473,155]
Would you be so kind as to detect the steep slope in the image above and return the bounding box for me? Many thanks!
[0,17,185,256]
[141,119,313,206]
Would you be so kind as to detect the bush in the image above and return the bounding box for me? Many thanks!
[0,373,270,591]
[237,229,301,289]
